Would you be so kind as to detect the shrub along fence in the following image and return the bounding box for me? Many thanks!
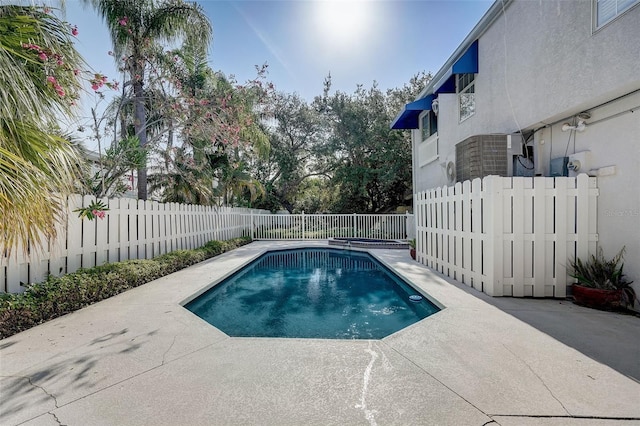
[0,237,251,338]
[414,175,598,298]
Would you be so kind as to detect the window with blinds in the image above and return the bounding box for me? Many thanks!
[595,0,639,28]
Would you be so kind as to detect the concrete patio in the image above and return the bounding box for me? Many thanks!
[1,241,639,425]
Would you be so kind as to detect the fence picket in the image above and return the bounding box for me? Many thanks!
[511,177,525,297]
[414,175,598,299]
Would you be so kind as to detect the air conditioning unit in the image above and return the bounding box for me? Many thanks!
[454,133,534,182]
[455,134,509,182]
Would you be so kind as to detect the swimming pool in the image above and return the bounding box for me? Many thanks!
[185,248,440,339]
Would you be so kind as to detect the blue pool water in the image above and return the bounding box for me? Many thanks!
[185,248,440,339]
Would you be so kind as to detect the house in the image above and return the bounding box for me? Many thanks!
[83,148,138,199]
[392,0,640,299]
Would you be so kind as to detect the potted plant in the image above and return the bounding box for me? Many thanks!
[569,246,635,310]
[409,239,416,260]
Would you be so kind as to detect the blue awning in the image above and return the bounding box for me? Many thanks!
[390,94,436,129]
[434,40,479,94]
[453,39,478,74]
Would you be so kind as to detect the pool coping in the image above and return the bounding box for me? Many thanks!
[181,245,442,340]
[1,240,639,425]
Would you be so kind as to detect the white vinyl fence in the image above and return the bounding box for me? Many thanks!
[1,195,414,293]
[414,175,598,298]
[0,195,270,293]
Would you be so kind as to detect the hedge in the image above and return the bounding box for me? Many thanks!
[0,237,252,339]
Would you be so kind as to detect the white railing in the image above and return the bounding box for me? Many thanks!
[251,213,413,241]
[414,175,598,298]
[1,194,414,293]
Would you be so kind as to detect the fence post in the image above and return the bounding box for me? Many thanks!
[251,211,254,240]
[302,211,305,240]
[353,213,356,238]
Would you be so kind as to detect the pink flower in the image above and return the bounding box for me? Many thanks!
[73,69,80,76]
[56,88,65,97]
[71,26,78,36]
[92,209,98,216]
[118,16,128,26]
[91,83,100,91]
[38,52,48,61]
[46,75,57,84]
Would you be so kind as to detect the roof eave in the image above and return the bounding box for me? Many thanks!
[415,0,514,101]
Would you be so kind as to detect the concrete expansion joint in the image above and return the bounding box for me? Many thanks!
[383,344,492,420]
[489,414,640,421]
[501,343,572,416]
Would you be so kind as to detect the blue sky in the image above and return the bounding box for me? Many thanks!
[62,0,492,146]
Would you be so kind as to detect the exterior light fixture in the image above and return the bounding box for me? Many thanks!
[431,98,439,116]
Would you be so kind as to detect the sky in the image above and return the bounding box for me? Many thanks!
[60,0,493,149]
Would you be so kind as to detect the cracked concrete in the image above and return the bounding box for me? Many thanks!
[500,343,572,416]
[1,241,639,425]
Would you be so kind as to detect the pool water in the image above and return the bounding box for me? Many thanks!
[185,248,440,339]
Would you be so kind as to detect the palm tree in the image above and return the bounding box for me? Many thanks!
[82,0,212,200]
[149,146,214,204]
[216,159,265,207]
[0,5,83,255]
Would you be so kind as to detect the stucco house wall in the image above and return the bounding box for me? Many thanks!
[405,0,640,299]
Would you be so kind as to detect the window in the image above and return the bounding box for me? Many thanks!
[457,73,475,122]
[594,0,639,28]
[419,110,438,166]
[420,110,438,141]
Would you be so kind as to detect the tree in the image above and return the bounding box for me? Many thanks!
[252,92,329,213]
[148,40,271,205]
[319,73,431,213]
[292,177,335,213]
[148,146,214,204]
[82,0,212,200]
[0,5,84,254]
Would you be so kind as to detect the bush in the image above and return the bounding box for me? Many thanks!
[0,237,252,339]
